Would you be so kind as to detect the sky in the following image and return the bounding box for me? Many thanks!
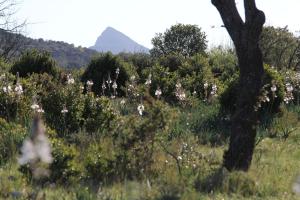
[14,0,300,49]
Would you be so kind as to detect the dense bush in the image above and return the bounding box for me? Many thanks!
[84,138,117,182]
[81,52,135,96]
[119,52,154,76]
[49,138,83,183]
[82,94,115,133]
[220,64,285,116]
[10,50,59,78]
[41,81,85,134]
[41,80,116,135]
[158,54,185,72]
[208,47,238,83]
[0,118,27,165]
[150,23,207,58]
[145,54,217,103]
[0,73,32,122]
[83,98,177,182]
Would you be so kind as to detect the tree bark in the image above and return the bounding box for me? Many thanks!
[212,0,265,171]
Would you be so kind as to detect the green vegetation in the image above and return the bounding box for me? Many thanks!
[150,23,207,58]
[1,22,300,200]
[10,50,59,78]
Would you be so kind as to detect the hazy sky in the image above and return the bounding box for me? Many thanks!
[15,0,300,49]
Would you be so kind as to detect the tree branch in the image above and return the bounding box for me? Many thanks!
[244,0,265,30]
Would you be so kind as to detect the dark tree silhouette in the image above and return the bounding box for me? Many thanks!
[212,0,265,171]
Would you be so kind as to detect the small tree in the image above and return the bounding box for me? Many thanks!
[260,26,300,70]
[150,23,207,58]
[81,52,131,96]
[10,50,58,77]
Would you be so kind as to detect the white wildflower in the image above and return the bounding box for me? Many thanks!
[120,99,126,105]
[106,76,112,85]
[204,82,209,89]
[271,85,277,92]
[67,78,75,84]
[116,68,120,75]
[31,104,40,110]
[130,75,136,81]
[211,84,218,96]
[37,108,44,113]
[3,86,7,93]
[8,85,12,92]
[61,107,68,114]
[286,83,293,92]
[14,84,23,95]
[137,104,145,116]
[86,80,94,86]
[155,88,162,98]
[112,81,118,89]
[176,82,182,88]
[145,74,152,86]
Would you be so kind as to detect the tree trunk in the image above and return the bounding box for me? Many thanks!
[224,44,264,171]
[212,0,265,171]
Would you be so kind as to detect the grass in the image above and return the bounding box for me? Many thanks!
[1,131,300,199]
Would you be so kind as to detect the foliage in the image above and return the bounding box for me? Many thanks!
[220,64,285,116]
[82,94,115,133]
[145,54,217,103]
[150,23,207,58]
[41,79,115,135]
[0,118,27,165]
[2,38,300,199]
[81,52,134,96]
[10,50,59,78]
[208,46,238,83]
[119,52,154,76]
[260,26,300,70]
[0,73,32,122]
[109,98,176,180]
[49,138,83,183]
[41,80,85,134]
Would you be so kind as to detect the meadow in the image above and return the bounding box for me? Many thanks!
[1,24,300,199]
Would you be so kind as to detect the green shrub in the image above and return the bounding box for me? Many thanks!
[41,81,85,134]
[84,138,117,182]
[145,54,217,103]
[0,118,27,165]
[220,64,284,116]
[82,94,115,133]
[110,98,176,180]
[41,80,116,135]
[177,54,216,99]
[49,138,83,183]
[10,50,59,78]
[0,73,34,123]
[208,47,238,83]
[81,52,134,96]
[144,64,179,103]
[158,54,185,72]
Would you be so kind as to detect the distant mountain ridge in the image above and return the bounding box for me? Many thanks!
[0,26,149,68]
[0,29,98,68]
[90,27,149,54]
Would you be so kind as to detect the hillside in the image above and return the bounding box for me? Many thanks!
[0,29,98,68]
